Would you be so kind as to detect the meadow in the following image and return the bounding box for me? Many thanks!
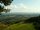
[3,23,35,30]
[0,21,36,30]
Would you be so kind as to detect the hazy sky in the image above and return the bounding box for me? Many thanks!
[5,0,40,13]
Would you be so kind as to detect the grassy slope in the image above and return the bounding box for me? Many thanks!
[4,23,35,30]
[0,23,8,30]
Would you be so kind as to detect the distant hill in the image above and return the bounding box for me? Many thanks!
[0,13,40,25]
[1,13,40,17]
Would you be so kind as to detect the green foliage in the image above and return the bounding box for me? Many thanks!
[0,5,4,13]
[0,0,13,13]
[0,0,13,6]
[24,16,40,30]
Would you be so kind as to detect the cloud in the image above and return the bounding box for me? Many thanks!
[4,3,14,9]
[4,3,40,13]
[33,0,40,1]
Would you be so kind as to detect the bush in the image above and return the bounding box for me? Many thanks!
[24,16,40,30]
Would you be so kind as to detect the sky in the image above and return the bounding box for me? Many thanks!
[5,0,40,13]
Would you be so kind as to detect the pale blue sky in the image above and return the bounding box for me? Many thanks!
[6,0,40,13]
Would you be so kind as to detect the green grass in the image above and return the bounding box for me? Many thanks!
[4,23,35,30]
[0,22,8,30]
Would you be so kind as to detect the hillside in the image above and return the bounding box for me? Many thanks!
[0,13,40,30]
[4,23,35,30]
[0,14,29,25]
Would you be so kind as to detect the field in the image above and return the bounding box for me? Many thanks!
[0,14,38,30]
[0,23,35,30]
[5,24,35,30]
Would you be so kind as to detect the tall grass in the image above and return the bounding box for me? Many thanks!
[4,23,35,30]
[0,22,8,30]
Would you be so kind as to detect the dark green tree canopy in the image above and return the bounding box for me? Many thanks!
[0,0,13,13]
[0,5,4,12]
[0,0,13,6]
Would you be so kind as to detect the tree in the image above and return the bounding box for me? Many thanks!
[0,0,13,6]
[24,16,40,30]
[0,0,13,15]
